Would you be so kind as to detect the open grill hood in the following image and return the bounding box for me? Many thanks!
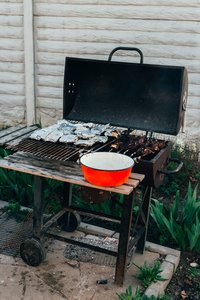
[63,50,188,135]
[0,48,187,189]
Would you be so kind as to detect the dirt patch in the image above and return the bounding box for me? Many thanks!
[165,250,200,300]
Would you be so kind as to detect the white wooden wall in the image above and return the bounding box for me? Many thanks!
[34,0,200,140]
[0,0,25,127]
[0,0,200,142]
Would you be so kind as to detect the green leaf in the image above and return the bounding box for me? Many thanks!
[172,190,179,220]
[187,216,200,250]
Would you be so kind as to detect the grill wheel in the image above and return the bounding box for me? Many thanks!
[57,212,81,232]
[20,238,46,266]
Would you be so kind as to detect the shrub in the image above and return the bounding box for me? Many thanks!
[151,183,200,252]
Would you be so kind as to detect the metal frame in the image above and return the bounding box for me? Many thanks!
[33,176,151,286]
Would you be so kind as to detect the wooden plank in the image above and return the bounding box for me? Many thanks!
[35,17,200,34]
[0,62,24,73]
[5,127,39,147]
[129,173,145,182]
[0,83,25,96]
[6,132,36,147]
[0,95,25,106]
[187,97,200,109]
[189,73,200,86]
[124,178,140,188]
[0,3,23,15]
[188,84,200,97]
[0,126,38,146]
[0,15,23,27]
[34,0,200,7]
[37,75,63,88]
[37,64,64,76]
[0,124,25,138]
[37,28,200,48]
[0,50,24,63]
[36,53,200,74]
[0,38,24,51]
[37,97,62,110]
[37,86,62,99]
[35,4,200,21]
[0,26,23,39]
[0,152,142,194]
[37,41,200,59]
[0,2,23,16]
[185,109,200,134]
[0,72,24,84]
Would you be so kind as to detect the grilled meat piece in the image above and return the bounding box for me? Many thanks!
[109,133,166,158]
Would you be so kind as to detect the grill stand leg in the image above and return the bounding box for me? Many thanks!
[63,182,72,207]
[115,191,135,286]
[136,186,152,254]
[33,176,44,240]
[63,182,72,229]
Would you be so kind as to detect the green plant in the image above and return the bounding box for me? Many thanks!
[188,267,200,279]
[133,261,167,288]
[116,285,171,299]
[151,183,200,252]
[143,293,172,300]
[4,202,30,222]
[158,140,199,195]
[160,177,179,196]
[116,285,135,300]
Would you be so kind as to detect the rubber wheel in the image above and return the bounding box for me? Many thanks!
[57,212,81,232]
[20,238,46,266]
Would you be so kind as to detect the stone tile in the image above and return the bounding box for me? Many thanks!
[144,261,174,298]
[112,232,119,239]
[0,228,180,300]
[78,222,115,237]
[146,241,180,257]
[0,254,16,265]
[165,254,180,271]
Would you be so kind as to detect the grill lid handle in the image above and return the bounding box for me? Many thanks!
[108,47,143,64]
[157,158,183,175]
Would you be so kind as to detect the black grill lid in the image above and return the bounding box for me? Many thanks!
[63,50,188,135]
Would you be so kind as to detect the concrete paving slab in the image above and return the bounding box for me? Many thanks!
[0,203,180,299]
[0,238,161,300]
[78,222,115,237]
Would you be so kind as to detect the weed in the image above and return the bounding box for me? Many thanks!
[4,202,30,222]
[188,267,199,279]
[133,260,167,288]
[116,285,171,299]
[116,285,135,300]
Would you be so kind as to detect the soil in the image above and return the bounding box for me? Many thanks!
[164,250,200,300]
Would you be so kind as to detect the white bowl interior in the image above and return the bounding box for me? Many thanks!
[80,152,134,171]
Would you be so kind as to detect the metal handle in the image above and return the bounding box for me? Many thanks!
[158,158,183,175]
[108,47,143,64]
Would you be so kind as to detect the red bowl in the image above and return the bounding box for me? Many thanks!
[80,152,134,187]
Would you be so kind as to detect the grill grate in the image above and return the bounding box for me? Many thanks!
[6,134,167,163]
[6,137,118,161]
[7,139,81,161]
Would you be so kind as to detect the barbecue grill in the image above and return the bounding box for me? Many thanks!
[0,47,188,286]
